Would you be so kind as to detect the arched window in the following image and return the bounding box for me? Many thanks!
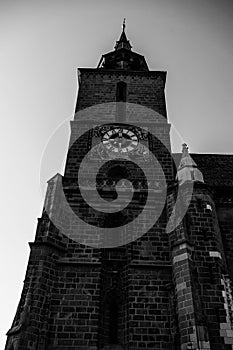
[116,82,127,102]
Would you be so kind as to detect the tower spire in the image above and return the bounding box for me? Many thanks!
[97,19,148,70]
[114,19,132,51]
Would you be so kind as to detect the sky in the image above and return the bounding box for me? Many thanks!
[1,0,233,347]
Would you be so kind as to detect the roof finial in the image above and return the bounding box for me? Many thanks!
[114,19,132,51]
[123,18,126,32]
[182,143,189,157]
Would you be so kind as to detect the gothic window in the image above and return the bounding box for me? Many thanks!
[100,288,120,348]
[109,298,118,344]
[116,82,127,102]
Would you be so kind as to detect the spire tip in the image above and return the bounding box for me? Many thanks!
[123,18,126,32]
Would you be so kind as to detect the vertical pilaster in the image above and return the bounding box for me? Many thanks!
[168,181,211,350]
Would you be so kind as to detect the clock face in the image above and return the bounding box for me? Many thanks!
[102,128,138,153]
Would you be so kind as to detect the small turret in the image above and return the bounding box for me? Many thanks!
[177,143,204,185]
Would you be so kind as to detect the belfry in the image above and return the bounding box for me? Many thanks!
[5,23,233,350]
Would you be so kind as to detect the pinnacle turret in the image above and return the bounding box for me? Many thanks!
[177,143,204,184]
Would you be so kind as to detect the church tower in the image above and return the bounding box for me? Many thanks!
[5,22,233,350]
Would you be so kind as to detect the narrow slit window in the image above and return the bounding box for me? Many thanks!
[116,82,127,102]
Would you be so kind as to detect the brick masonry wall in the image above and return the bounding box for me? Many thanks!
[127,267,173,349]
[75,70,167,118]
[47,263,101,350]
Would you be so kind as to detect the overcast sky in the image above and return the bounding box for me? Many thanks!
[1,0,233,347]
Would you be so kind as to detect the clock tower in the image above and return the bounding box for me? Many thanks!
[5,22,174,350]
[6,22,233,350]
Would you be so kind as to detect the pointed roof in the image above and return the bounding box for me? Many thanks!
[114,19,132,51]
[178,143,197,170]
[173,153,233,187]
[176,143,204,184]
[97,20,148,71]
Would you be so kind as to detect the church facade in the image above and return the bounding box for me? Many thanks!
[5,24,233,350]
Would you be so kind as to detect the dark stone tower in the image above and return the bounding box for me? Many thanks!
[5,23,233,350]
